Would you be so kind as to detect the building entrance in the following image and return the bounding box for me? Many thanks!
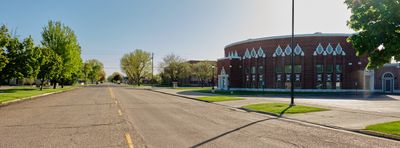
[382,72,394,93]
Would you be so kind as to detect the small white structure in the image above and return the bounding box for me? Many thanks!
[218,67,229,90]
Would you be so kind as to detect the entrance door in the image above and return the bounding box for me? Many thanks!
[382,73,394,93]
[385,79,392,92]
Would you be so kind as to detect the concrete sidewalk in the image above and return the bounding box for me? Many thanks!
[151,88,400,130]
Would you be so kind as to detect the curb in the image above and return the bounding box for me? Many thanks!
[0,87,80,108]
[148,89,211,103]
[148,89,400,142]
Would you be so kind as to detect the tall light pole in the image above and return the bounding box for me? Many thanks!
[151,52,154,87]
[229,65,232,94]
[290,0,295,106]
[211,65,215,93]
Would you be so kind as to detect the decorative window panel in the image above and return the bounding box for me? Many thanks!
[336,65,342,73]
[295,74,301,81]
[285,65,292,73]
[276,66,283,73]
[327,74,332,82]
[259,66,264,74]
[285,45,292,55]
[316,64,323,73]
[326,65,334,73]
[294,65,302,73]
[336,74,341,82]
[317,74,322,82]
[286,74,291,81]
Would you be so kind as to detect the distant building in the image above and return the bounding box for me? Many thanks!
[217,33,400,93]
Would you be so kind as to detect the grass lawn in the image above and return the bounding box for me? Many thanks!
[197,96,245,102]
[365,121,400,136]
[242,103,328,115]
[174,87,211,91]
[0,86,75,103]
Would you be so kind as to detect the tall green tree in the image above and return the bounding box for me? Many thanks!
[1,35,41,84]
[120,49,151,86]
[159,54,191,86]
[22,36,43,79]
[192,61,214,87]
[41,20,83,88]
[37,47,63,90]
[84,59,104,84]
[82,61,93,84]
[345,0,400,68]
[0,25,9,73]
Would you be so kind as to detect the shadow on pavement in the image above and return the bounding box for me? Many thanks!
[190,117,277,148]
[279,106,293,117]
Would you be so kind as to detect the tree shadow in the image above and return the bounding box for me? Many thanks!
[190,117,277,148]
[278,105,293,117]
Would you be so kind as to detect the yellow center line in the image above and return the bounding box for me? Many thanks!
[118,109,122,116]
[125,133,134,148]
[108,87,115,99]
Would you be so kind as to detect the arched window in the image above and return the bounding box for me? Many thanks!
[383,73,394,79]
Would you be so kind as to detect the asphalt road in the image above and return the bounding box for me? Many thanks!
[1,85,400,148]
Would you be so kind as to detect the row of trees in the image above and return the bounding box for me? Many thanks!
[118,49,215,86]
[0,21,84,90]
[82,59,105,84]
[159,54,215,86]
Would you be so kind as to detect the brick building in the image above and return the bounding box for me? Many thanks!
[217,33,400,93]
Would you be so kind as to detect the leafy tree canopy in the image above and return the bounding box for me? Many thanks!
[159,54,191,84]
[120,49,151,85]
[0,25,9,72]
[345,0,400,69]
[41,20,83,84]
[83,59,105,84]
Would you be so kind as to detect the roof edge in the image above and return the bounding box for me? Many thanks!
[225,33,354,49]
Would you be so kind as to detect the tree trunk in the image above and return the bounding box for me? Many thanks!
[40,79,44,91]
[53,80,57,89]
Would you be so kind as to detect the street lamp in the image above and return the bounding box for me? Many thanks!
[211,65,215,93]
[290,0,295,106]
[229,65,233,94]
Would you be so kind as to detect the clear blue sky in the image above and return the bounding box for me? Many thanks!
[0,0,354,76]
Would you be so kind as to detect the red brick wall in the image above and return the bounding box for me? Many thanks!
[374,65,400,90]
[218,34,369,89]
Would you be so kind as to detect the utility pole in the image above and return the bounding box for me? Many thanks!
[290,0,295,106]
[152,53,154,87]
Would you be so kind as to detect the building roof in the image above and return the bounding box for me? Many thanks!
[225,33,353,48]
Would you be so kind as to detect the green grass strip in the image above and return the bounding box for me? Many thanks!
[365,121,400,136]
[197,96,245,102]
[174,87,211,91]
[242,103,328,115]
[0,86,75,103]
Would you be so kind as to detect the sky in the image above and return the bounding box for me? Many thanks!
[0,0,354,76]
